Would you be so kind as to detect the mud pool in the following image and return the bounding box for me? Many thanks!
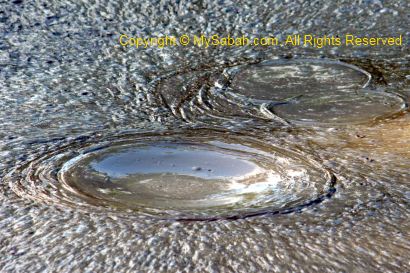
[0,1,410,272]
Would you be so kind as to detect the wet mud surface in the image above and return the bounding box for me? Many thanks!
[1,0,410,272]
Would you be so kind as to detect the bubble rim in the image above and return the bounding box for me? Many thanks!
[5,128,337,222]
[218,58,408,126]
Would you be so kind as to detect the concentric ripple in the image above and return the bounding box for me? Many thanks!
[7,130,335,220]
[155,59,407,125]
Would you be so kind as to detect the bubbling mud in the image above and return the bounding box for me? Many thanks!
[7,129,335,220]
[155,59,407,126]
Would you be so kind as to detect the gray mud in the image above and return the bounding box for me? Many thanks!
[0,1,409,272]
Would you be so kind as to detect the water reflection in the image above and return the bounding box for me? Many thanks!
[223,59,407,125]
[156,59,407,126]
[89,144,260,179]
[6,130,336,219]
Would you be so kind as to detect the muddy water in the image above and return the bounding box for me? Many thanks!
[1,1,410,272]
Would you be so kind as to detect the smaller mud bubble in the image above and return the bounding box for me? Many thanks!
[8,130,335,221]
[222,59,407,125]
[155,59,407,126]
